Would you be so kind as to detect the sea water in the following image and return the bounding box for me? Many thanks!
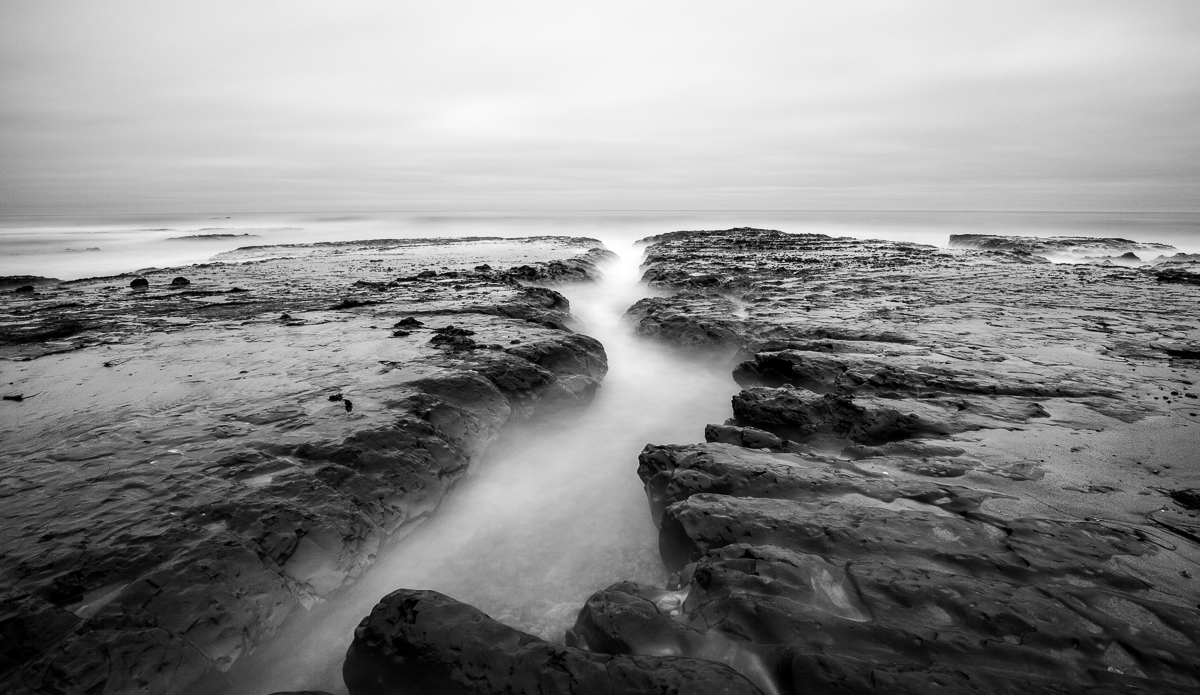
[2,210,1198,281]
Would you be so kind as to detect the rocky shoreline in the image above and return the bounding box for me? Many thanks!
[325,229,1199,695]
[5,229,1200,695]
[592,229,1200,694]
[0,237,613,694]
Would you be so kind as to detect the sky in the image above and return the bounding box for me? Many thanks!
[1,1,1198,215]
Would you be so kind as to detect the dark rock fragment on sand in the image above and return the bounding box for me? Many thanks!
[171,276,190,286]
[395,316,424,327]
[429,325,479,351]
[329,297,378,310]
[343,589,764,695]
[130,277,149,289]
[1168,488,1200,510]
[14,285,34,293]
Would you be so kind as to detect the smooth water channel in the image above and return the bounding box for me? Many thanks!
[220,239,741,694]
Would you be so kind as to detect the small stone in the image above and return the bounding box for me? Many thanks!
[171,277,190,286]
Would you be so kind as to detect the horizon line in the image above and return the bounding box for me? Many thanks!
[3,208,1199,219]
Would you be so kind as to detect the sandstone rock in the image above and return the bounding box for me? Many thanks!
[343,589,764,695]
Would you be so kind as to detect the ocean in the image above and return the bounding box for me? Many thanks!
[2,210,1198,281]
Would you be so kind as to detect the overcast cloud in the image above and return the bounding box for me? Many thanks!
[1,1,1198,214]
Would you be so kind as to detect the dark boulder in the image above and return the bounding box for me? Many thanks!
[130,277,149,289]
[171,276,190,286]
[731,386,948,444]
[343,588,764,695]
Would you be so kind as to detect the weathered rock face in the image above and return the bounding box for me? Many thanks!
[496,247,618,285]
[0,238,610,694]
[579,229,1200,695]
[570,441,1200,695]
[731,385,1050,445]
[624,293,745,354]
[343,589,764,695]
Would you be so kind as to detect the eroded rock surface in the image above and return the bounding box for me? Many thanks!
[584,229,1200,694]
[0,237,611,694]
[344,589,764,695]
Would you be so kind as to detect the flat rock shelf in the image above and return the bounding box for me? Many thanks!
[585,229,1200,695]
[330,229,1200,695]
[5,229,1200,695]
[0,237,614,694]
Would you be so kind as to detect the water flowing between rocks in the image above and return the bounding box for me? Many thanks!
[220,240,740,695]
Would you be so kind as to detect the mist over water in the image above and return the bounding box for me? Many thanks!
[217,241,741,694]
[3,210,1199,281]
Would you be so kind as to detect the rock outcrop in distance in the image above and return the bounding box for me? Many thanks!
[576,229,1198,694]
[948,233,1177,262]
[0,237,613,695]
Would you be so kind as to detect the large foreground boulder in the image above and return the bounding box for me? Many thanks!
[343,589,763,695]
